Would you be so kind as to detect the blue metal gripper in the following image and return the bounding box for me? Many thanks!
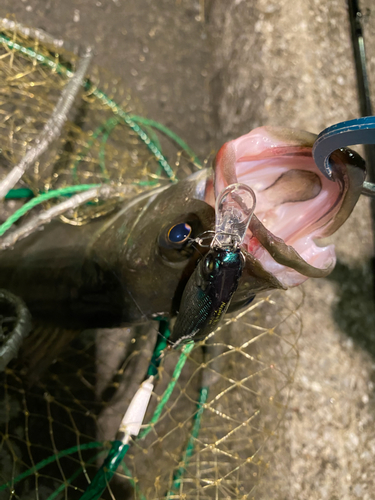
[312,116,375,197]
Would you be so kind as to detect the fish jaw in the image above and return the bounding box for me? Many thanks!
[213,126,366,288]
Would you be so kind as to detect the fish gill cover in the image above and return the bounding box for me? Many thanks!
[0,17,325,500]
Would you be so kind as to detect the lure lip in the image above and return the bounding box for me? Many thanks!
[212,182,256,250]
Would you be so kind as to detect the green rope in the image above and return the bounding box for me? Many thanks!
[0,184,100,237]
[147,320,171,378]
[139,341,195,440]
[0,442,105,493]
[4,188,34,199]
[79,441,129,500]
[130,116,202,166]
[166,386,209,497]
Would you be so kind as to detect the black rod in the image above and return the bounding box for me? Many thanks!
[347,0,375,183]
[347,0,375,300]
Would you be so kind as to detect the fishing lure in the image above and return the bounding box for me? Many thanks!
[170,183,255,346]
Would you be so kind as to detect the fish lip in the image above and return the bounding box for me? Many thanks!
[212,126,366,287]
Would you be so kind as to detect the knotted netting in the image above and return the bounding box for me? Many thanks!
[0,19,302,500]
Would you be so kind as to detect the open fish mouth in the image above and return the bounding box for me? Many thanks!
[211,126,366,288]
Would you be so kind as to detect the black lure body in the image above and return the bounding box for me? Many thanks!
[170,247,244,346]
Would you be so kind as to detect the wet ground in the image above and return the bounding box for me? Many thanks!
[1,0,375,498]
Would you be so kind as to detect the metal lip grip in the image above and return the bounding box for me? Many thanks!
[312,116,375,197]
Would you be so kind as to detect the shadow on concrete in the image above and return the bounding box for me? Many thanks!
[327,259,375,357]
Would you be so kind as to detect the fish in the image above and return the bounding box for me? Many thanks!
[0,126,366,342]
[0,17,369,500]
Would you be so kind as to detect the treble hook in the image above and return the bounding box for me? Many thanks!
[312,116,375,197]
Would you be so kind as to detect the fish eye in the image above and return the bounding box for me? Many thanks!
[158,218,198,264]
[167,223,192,245]
[204,254,215,273]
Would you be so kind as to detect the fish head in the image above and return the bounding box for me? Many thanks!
[118,126,365,325]
[115,172,215,321]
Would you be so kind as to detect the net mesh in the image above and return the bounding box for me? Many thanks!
[0,19,177,224]
[0,20,303,500]
[1,293,302,500]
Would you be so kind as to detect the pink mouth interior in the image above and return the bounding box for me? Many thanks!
[214,128,345,286]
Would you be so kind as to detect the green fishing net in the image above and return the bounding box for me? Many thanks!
[0,19,302,499]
